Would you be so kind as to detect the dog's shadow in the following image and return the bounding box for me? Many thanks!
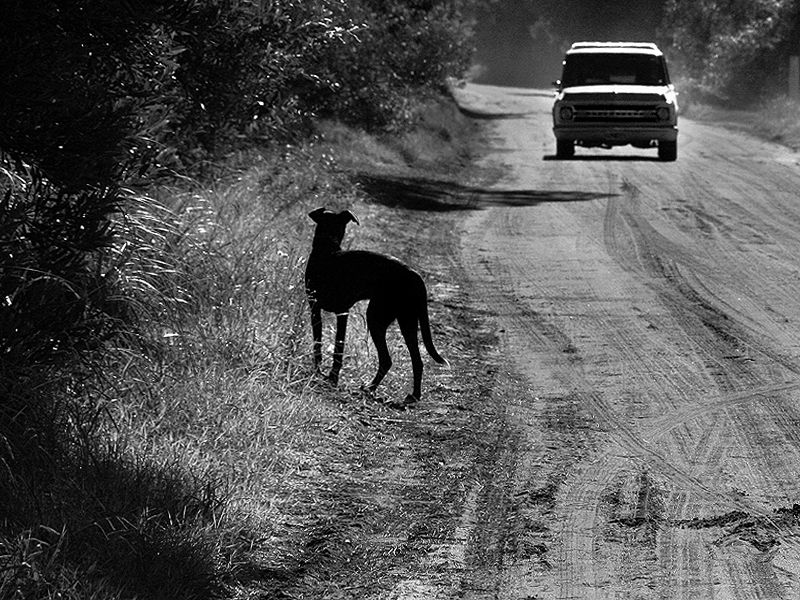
[353,173,617,211]
[307,371,419,411]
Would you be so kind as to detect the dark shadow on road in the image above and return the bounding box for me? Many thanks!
[508,90,554,98]
[457,106,532,120]
[544,153,662,162]
[353,173,618,212]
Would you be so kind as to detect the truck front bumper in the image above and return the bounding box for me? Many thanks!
[553,124,678,146]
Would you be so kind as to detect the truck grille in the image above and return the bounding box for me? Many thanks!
[574,104,659,123]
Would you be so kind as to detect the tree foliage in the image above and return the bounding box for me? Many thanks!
[0,0,475,181]
[0,0,476,369]
[0,3,477,591]
[663,0,800,104]
[312,0,475,128]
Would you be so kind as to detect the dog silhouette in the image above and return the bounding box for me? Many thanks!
[305,207,447,405]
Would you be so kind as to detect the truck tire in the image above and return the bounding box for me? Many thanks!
[556,139,574,159]
[658,140,677,161]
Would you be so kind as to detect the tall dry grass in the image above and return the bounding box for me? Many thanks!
[1,144,368,598]
[750,96,800,148]
[675,81,800,151]
[107,147,372,592]
[1,94,475,598]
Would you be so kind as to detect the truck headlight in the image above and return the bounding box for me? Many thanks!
[559,106,575,121]
[656,106,671,121]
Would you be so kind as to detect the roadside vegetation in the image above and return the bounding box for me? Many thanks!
[0,1,481,598]
[663,0,800,106]
[5,1,800,598]
[662,0,800,148]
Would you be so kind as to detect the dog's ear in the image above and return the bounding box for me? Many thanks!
[308,207,327,223]
[342,210,359,225]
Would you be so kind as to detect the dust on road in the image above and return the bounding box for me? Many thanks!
[440,83,800,599]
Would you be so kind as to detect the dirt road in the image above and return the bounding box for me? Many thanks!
[445,83,800,598]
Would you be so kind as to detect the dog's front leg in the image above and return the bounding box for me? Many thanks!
[328,312,348,384]
[310,301,323,373]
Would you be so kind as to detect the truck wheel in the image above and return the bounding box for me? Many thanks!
[556,139,574,159]
[658,140,677,161]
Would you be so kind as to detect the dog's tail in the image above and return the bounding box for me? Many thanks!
[419,287,449,366]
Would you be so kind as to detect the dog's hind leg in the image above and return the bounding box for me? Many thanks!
[366,300,393,393]
[398,313,423,402]
[310,301,323,373]
[329,313,348,384]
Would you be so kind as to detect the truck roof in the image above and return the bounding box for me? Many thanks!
[568,41,662,55]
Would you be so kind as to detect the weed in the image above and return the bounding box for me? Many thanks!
[1,94,485,598]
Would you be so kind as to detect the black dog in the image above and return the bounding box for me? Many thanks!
[305,208,447,405]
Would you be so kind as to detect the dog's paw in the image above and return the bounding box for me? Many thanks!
[359,385,391,406]
[384,394,419,410]
[403,393,419,406]
[357,384,377,401]
[309,371,338,391]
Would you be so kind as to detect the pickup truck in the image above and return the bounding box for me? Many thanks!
[552,42,678,161]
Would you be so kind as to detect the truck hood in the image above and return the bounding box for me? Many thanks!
[559,84,677,103]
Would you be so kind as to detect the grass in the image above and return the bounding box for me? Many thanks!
[1,94,493,599]
[748,96,800,149]
[676,78,800,150]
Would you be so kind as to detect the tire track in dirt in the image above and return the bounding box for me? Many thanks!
[460,206,608,598]
[597,170,800,596]
[603,180,800,519]
[462,202,724,598]
[450,83,800,599]
[463,176,713,597]
[538,182,734,598]
[560,210,800,597]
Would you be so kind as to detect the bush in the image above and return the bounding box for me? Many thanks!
[0,1,477,175]
[311,1,475,128]
[0,2,479,595]
[664,0,800,105]
[0,1,183,187]
[0,0,480,369]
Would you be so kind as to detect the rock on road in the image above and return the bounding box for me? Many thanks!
[449,83,800,599]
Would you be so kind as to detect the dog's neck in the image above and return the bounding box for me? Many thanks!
[310,231,343,255]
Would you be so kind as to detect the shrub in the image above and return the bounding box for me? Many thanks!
[311,0,476,128]
[664,0,800,105]
[0,1,479,594]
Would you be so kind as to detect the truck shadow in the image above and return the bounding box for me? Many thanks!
[457,106,532,120]
[544,154,662,162]
[354,173,618,212]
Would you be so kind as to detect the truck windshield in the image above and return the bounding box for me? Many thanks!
[561,53,668,87]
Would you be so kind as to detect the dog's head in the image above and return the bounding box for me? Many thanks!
[308,207,359,251]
